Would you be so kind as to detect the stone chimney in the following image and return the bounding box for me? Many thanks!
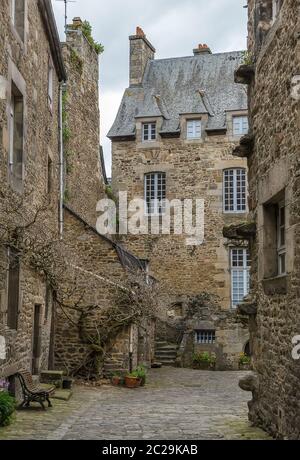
[72,17,83,29]
[129,26,155,86]
[193,44,212,56]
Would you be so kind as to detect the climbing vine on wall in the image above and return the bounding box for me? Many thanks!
[82,21,104,55]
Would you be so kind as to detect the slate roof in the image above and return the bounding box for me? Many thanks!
[108,51,247,138]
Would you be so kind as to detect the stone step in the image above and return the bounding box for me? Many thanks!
[155,349,178,355]
[155,341,169,347]
[159,360,176,366]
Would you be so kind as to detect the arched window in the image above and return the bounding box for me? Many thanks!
[223,168,247,213]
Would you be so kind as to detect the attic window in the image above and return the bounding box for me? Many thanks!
[233,116,248,136]
[143,123,156,142]
[187,120,201,139]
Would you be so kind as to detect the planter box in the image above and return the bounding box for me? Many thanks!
[193,362,215,371]
[124,376,141,388]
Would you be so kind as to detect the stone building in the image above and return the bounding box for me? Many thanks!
[0,2,152,387]
[52,19,154,378]
[109,28,252,370]
[0,0,66,378]
[234,0,300,439]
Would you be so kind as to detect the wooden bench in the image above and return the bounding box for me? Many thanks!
[16,369,55,410]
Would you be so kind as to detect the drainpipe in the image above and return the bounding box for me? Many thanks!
[129,324,134,372]
[59,82,65,238]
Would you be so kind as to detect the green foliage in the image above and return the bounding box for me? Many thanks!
[82,21,104,55]
[70,48,83,73]
[193,352,216,365]
[63,188,70,204]
[127,366,147,385]
[239,352,251,365]
[241,51,253,66]
[0,392,16,427]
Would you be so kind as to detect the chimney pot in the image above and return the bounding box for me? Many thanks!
[194,43,212,55]
[136,26,146,37]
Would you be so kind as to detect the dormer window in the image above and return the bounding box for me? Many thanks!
[143,122,156,142]
[187,119,201,139]
[233,116,249,137]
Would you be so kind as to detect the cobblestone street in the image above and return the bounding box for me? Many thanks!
[0,368,272,440]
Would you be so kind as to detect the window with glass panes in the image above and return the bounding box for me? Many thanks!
[144,172,166,215]
[195,330,216,344]
[143,123,156,141]
[224,169,247,213]
[187,120,201,139]
[277,202,286,275]
[233,116,249,136]
[231,248,250,308]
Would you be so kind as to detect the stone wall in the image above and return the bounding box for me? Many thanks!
[0,0,61,380]
[112,132,250,368]
[62,18,105,227]
[54,209,154,377]
[239,0,300,439]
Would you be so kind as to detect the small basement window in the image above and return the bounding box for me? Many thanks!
[195,330,216,344]
[143,122,156,142]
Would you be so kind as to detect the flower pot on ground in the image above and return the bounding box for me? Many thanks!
[238,353,252,370]
[192,352,216,371]
[111,375,122,386]
[124,375,141,389]
[62,378,73,390]
[135,366,147,386]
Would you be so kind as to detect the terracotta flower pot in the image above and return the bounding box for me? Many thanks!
[112,376,121,386]
[125,376,141,388]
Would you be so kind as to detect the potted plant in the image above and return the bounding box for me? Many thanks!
[135,365,147,386]
[124,372,141,388]
[192,352,216,370]
[239,353,251,370]
[111,373,122,386]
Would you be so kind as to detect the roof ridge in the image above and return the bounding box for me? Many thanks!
[151,50,245,63]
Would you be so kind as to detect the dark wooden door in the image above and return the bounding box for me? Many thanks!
[32,304,42,375]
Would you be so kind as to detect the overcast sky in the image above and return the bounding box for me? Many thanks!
[52,0,248,177]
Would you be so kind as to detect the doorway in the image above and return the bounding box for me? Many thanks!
[32,304,42,375]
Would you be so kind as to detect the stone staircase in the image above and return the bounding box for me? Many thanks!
[104,353,128,378]
[155,341,178,367]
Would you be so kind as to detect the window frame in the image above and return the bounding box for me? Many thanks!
[277,201,286,275]
[142,122,156,142]
[223,168,247,214]
[9,82,24,186]
[186,119,201,140]
[11,0,25,42]
[230,248,250,309]
[144,172,166,216]
[232,115,249,137]
[195,330,216,345]
[48,57,54,112]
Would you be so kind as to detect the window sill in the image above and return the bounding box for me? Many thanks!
[262,275,288,296]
